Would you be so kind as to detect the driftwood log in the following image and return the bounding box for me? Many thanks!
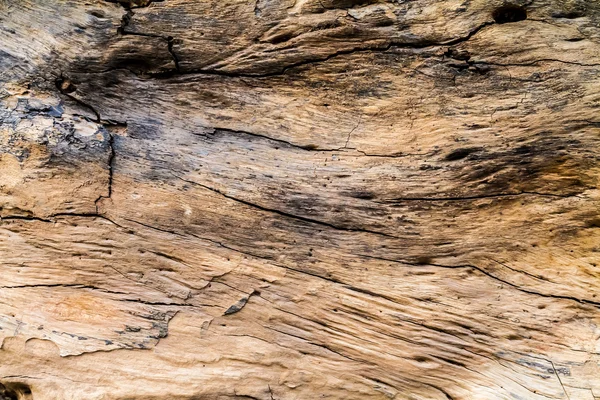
[1,0,600,399]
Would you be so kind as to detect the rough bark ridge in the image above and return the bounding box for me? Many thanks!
[1,0,600,399]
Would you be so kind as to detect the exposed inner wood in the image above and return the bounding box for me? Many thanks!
[1,0,599,399]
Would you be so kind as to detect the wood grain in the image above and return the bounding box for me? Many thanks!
[1,0,599,399]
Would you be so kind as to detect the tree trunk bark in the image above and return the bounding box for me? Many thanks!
[1,0,600,399]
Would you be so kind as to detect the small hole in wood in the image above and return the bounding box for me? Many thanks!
[445,147,478,161]
[492,4,527,24]
[0,384,17,400]
[89,10,105,18]
[0,382,32,400]
[55,77,76,94]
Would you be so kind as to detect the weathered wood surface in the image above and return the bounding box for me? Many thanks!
[1,0,600,399]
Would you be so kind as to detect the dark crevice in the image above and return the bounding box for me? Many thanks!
[56,76,101,122]
[170,173,403,240]
[1,213,125,229]
[50,83,120,217]
[440,21,495,47]
[223,290,257,316]
[0,283,85,290]
[117,9,134,35]
[343,116,361,149]
[578,120,600,127]
[356,253,600,309]
[489,258,555,283]
[138,20,496,79]
[195,125,429,158]
[205,127,423,157]
[492,4,528,24]
[105,0,162,11]
[206,127,341,152]
[167,37,181,71]
[119,32,179,74]
[94,132,116,212]
[472,264,600,307]
[55,76,76,94]
[111,0,180,73]
[0,283,129,296]
[419,382,456,400]
[0,382,31,400]
[65,93,101,122]
[254,0,262,17]
[445,147,479,161]
[118,299,190,306]
[268,385,275,400]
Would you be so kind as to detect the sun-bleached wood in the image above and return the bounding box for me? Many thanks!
[1,0,600,399]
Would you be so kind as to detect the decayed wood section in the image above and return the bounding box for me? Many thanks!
[1,0,600,399]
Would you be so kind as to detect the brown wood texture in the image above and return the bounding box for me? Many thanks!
[1,0,600,399]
